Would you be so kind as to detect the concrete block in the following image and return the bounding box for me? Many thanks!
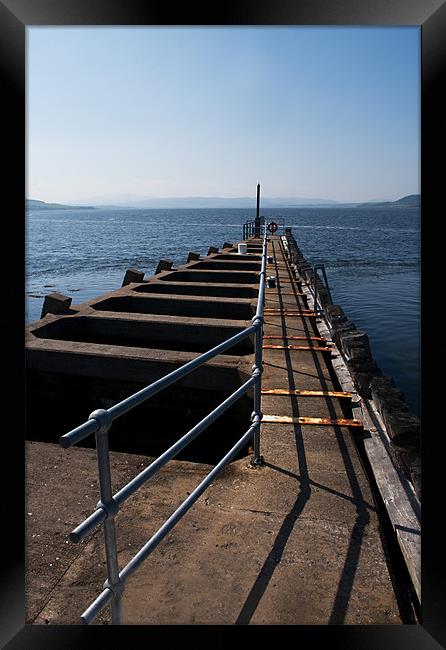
[381,409,420,449]
[155,259,173,274]
[41,293,72,318]
[186,252,200,263]
[207,246,219,255]
[351,372,377,398]
[346,360,380,398]
[122,268,145,286]
[370,376,405,413]
[325,305,347,328]
[330,321,357,348]
[347,358,379,374]
[222,242,233,249]
[340,331,372,362]
[379,397,409,415]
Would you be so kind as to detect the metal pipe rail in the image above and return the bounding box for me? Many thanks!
[59,227,267,625]
[311,264,333,316]
[281,235,332,317]
[243,218,286,240]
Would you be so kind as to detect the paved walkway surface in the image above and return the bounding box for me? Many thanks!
[26,235,403,625]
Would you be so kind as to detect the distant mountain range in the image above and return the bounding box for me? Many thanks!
[26,199,94,211]
[359,194,420,208]
[113,196,342,209]
[26,194,420,210]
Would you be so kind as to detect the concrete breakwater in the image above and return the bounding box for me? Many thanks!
[283,229,420,501]
[26,242,261,464]
[25,232,420,625]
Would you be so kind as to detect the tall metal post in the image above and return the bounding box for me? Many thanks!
[254,184,261,238]
[256,184,260,221]
[91,409,123,624]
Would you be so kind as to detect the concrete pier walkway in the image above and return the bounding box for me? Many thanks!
[26,235,404,625]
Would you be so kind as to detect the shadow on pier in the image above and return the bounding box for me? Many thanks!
[235,240,388,625]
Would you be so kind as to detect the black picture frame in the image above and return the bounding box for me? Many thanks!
[2,1,445,647]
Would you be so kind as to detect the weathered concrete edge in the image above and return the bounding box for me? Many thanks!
[28,243,261,334]
[281,232,421,604]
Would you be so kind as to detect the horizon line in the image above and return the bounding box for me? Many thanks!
[26,192,420,207]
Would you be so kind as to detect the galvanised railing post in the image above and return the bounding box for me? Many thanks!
[250,319,263,465]
[90,409,123,624]
[250,225,266,466]
[312,264,333,316]
[312,267,319,316]
[320,265,333,305]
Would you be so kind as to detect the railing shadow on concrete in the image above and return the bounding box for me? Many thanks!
[58,228,267,625]
[235,237,311,624]
[281,236,371,624]
[235,236,370,625]
[279,236,415,623]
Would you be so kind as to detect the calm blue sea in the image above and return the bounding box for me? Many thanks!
[25,206,420,416]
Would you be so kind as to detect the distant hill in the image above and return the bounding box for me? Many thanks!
[112,196,339,209]
[26,199,94,211]
[392,194,420,206]
[86,193,419,209]
[360,194,420,208]
[26,194,420,211]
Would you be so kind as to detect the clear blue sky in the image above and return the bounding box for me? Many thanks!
[27,27,420,204]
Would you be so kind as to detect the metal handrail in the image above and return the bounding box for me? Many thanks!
[243,218,285,239]
[311,264,333,316]
[282,233,332,317]
[59,226,267,625]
